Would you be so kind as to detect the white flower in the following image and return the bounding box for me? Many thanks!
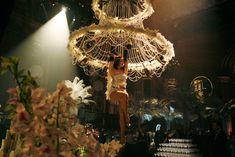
[65,77,92,101]
[69,105,78,115]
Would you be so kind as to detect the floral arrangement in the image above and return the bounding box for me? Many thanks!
[0,56,122,157]
[129,98,183,121]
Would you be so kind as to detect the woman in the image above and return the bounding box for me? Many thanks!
[106,49,130,143]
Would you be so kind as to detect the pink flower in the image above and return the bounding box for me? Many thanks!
[60,151,75,157]
[16,104,30,121]
[41,145,51,153]
[18,112,28,121]
[57,82,71,96]
[7,87,19,97]
[31,88,46,104]
[32,102,52,118]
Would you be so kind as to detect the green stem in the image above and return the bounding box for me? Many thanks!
[9,67,33,116]
[56,94,60,128]
[56,94,60,155]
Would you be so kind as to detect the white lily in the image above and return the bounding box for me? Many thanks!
[65,77,92,102]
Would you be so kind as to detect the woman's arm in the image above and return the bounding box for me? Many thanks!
[108,54,114,75]
[123,49,129,74]
[108,61,114,74]
[124,60,128,74]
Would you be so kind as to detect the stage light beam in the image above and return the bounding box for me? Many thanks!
[7,10,78,92]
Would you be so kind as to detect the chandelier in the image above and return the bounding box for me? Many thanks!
[68,0,175,82]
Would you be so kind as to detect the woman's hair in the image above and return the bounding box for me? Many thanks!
[113,57,125,71]
[113,57,121,70]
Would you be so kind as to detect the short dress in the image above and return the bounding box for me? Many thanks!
[106,72,128,100]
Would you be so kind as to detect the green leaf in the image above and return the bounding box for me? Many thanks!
[0,115,3,123]
[0,56,38,118]
[9,56,19,65]
[72,147,80,155]
[27,70,31,76]
[6,111,16,120]
[4,104,16,112]
[31,79,38,87]
[17,69,25,77]
[1,57,12,69]
[0,69,7,75]
[35,136,42,147]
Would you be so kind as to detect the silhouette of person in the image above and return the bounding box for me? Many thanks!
[211,121,228,157]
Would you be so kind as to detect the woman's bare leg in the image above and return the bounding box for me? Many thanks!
[119,100,125,143]
[110,92,129,144]
[123,94,130,126]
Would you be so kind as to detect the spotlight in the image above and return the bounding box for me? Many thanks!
[62,7,67,12]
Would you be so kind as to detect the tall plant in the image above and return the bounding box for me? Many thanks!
[0,56,122,157]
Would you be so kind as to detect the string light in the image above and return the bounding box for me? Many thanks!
[68,0,175,81]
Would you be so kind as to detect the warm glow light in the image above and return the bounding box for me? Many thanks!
[92,0,154,26]
[62,7,67,12]
[227,116,233,135]
[68,0,175,81]
[9,10,77,91]
[68,24,174,81]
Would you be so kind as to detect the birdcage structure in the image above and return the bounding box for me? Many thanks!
[68,0,175,82]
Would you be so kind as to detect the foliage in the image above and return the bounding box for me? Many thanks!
[0,56,38,121]
[0,56,122,157]
[129,98,183,121]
